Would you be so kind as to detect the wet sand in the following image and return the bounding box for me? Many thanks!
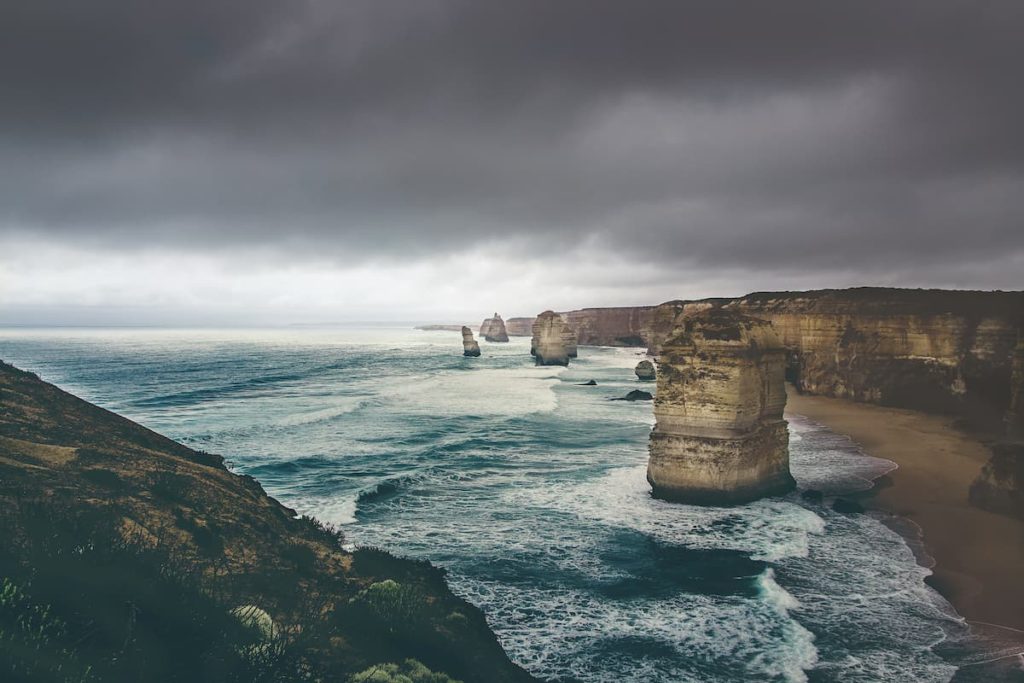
[785,389,1024,632]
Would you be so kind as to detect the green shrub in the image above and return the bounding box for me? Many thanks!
[350,658,460,683]
[0,577,92,682]
[350,580,429,631]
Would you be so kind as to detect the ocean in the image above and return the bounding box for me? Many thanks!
[0,326,1017,682]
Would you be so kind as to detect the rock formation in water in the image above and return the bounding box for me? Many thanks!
[480,313,510,342]
[635,360,656,381]
[462,326,481,357]
[647,309,795,505]
[530,311,573,366]
[612,390,654,402]
[505,317,536,337]
[631,288,1024,423]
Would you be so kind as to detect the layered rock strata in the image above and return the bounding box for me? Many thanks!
[638,289,1024,421]
[635,360,656,381]
[462,326,481,357]
[560,306,657,346]
[480,313,510,342]
[531,311,573,366]
[505,317,536,337]
[647,309,795,504]
[1008,337,1024,438]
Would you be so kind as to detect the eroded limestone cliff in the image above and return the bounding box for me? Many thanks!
[631,289,1024,421]
[505,317,536,337]
[480,313,510,342]
[462,326,481,357]
[531,311,574,366]
[560,307,656,346]
[647,309,795,504]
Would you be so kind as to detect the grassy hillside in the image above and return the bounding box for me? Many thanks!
[0,360,535,683]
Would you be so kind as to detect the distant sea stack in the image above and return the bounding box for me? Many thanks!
[462,326,481,357]
[635,360,656,381]
[480,313,510,342]
[531,311,573,366]
[647,309,795,505]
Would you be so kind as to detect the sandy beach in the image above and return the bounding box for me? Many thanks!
[786,388,1024,632]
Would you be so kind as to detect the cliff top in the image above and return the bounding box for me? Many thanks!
[0,360,533,682]
[658,287,1024,318]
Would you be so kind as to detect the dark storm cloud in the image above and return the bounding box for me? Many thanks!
[2,0,1023,276]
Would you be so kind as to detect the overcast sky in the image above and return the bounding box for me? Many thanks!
[2,1,1023,325]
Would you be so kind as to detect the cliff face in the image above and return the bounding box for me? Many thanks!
[639,289,1024,421]
[970,443,1024,520]
[504,317,535,337]
[462,326,481,357]
[647,310,794,504]
[0,361,533,682]
[1009,338,1024,437]
[530,311,574,366]
[480,313,510,342]
[559,307,657,346]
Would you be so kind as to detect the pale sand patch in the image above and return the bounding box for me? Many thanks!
[785,389,1024,631]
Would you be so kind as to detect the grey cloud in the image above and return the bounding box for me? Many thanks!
[2,1,1023,282]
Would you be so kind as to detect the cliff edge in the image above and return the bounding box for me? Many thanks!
[0,360,533,682]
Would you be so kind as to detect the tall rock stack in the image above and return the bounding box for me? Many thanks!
[461,326,481,357]
[647,309,795,504]
[531,311,573,366]
[480,313,510,342]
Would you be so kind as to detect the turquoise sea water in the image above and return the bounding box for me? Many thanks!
[2,326,1020,682]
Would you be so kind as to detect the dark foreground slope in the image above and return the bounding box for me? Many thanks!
[0,360,534,683]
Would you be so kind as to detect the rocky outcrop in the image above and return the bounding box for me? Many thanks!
[505,317,536,337]
[612,390,654,402]
[970,443,1024,520]
[647,309,795,505]
[1008,337,1024,438]
[531,311,574,366]
[0,361,534,682]
[635,360,656,381]
[645,289,1024,423]
[480,313,510,342]
[462,326,481,357]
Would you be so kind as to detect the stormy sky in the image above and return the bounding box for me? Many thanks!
[2,1,1023,324]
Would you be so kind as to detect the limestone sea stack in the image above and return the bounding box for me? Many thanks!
[480,313,510,342]
[462,326,481,357]
[635,360,656,381]
[531,311,573,366]
[647,309,795,504]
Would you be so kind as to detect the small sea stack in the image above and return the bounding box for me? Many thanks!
[462,326,481,357]
[647,308,795,505]
[531,311,573,366]
[635,360,656,381]
[480,312,510,342]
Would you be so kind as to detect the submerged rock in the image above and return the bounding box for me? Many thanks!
[531,311,575,366]
[635,360,656,381]
[832,498,866,514]
[480,313,510,342]
[647,308,795,505]
[800,489,824,503]
[612,390,653,401]
[577,380,598,386]
[461,326,481,357]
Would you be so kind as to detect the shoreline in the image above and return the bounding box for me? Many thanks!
[785,388,1024,632]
